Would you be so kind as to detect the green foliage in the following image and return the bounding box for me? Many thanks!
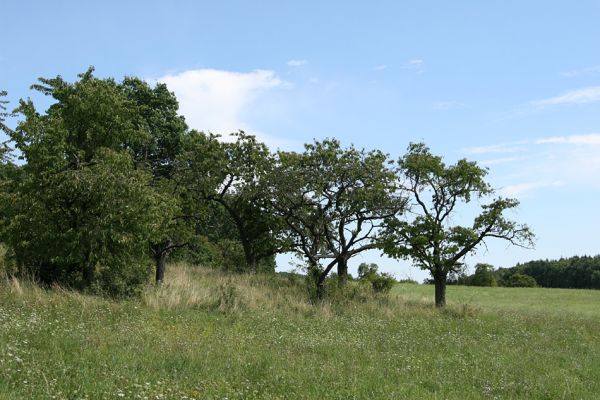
[506,273,538,288]
[0,90,14,140]
[383,142,534,306]
[469,263,498,287]
[178,131,286,273]
[357,262,396,293]
[370,272,396,293]
[272,139,404,294]
[497,255,600,289]
[357,262,379,281]
[1,69,170,296]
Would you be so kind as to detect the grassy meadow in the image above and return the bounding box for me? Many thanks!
[1,264,599,399]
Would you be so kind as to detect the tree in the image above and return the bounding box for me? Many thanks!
[357,262,379,281]
[178,130,286,273]
[383,143,534,307]
[357,262,396,294]
[272,139,404,298]
[119,77,191,284]
[1,70,169,295]
[469,263,497,287]
[506,273,537,287]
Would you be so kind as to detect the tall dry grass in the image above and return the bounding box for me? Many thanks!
[142,263,315,314]
[140,263,458,319]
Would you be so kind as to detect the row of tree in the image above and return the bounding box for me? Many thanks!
[447,263,537,287]
[0,68,534,306]
[448,255,600,289]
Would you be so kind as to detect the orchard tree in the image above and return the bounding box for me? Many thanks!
[119,77,192,284]
[178,130,287,273]
[2,70,170,295]
[383,143,534,307]
[272,139,404,297]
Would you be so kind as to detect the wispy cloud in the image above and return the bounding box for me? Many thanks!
[536,133,600,145]
[374,64,387,71]
[155,68,295,149]
[531,86,600,106]
[501,180,563,198]
[287,59,308,67]
[465,133,600,197]
[562,65,600,77]
[402,59,424,74]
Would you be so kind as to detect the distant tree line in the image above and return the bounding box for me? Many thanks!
[447,255,600,289]
[0,69,533,306]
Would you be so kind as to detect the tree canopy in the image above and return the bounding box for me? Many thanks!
[383,143,534,306]
[1,70,171,295]
[272,139,405,298]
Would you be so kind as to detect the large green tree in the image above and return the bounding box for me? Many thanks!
[2,70,169,295]
[383,143,534,307]
[119,77,191,284]
[272,139,404,297]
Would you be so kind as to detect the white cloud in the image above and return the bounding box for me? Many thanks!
[156,68,294,148]
[500,180,563,198]
[536,133,600,145]
[562,65,600,77]
[287,59,308,67]
[532,86,600,106]
[402,59,424,73]
[374,64,387,71]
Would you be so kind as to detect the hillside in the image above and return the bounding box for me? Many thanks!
[1,264,599,399]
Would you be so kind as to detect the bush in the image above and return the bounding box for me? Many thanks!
[0,244,17,278]
[357,263,396,294]
[469,263,497,287]
[370,273,396,293]
[506,273,537,288]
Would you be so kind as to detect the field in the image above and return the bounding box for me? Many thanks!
[1,265,599,399]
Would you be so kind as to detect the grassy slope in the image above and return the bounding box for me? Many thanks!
[1,266,599,400]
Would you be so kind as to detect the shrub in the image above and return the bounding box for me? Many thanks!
[469,263,498,287]
[506,273,537,288]
[357,263,396,294]
[370,273,396,293]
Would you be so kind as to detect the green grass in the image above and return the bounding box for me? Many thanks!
[394,283,600,318]
[1,266,600,399]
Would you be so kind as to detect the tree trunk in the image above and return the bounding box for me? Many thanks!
[434,273,447,307]
[241,240,257,274]
[155,250,169,285]
[316,276,326,300]
[82,249,95,287]
[83,263,95,287]
[337,257,348,287]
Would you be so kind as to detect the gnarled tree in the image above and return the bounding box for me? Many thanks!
[272,139,404,298]
[383,143,534,307]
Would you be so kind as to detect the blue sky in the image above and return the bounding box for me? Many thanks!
[2,1,600,280]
